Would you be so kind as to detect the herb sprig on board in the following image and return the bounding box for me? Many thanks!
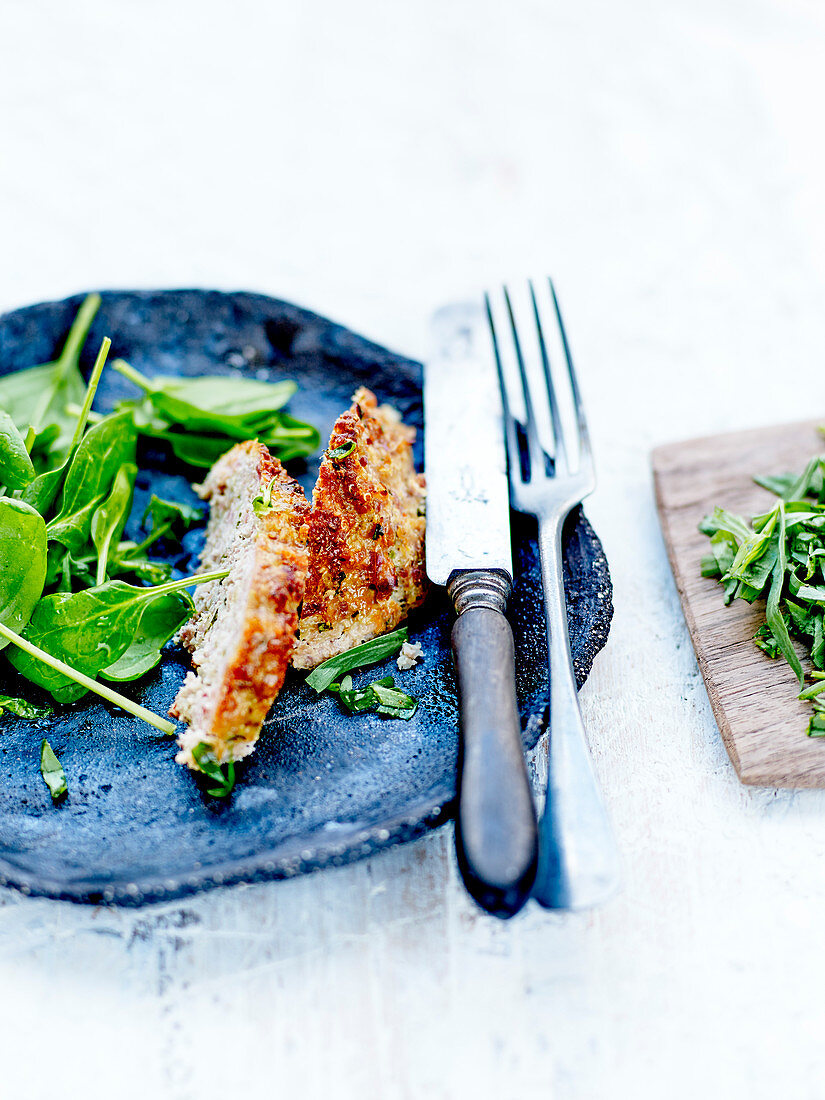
[701,454,825,736]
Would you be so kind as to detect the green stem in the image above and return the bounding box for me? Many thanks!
[0,621,175,735]
[146,568,228,597]
[65,404,104,424]
[112,359,154,393]
[800,679,825,701]
[23,425,36,453]
[29,294,102,432]
[68,337,111,451]
[129,520,174,557]
[58,293,101,372]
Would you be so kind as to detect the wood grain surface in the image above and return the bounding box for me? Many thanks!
[653,419,825,787]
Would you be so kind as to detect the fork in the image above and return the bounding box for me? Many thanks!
[485,278,620,910]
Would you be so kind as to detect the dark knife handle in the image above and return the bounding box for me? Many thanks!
[448,571,538,918]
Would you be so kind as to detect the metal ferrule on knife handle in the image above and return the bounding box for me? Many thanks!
[447,569,511,614]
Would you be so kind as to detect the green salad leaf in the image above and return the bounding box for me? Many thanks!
[111,359,319,467]
[331,673,418,720]
[0,293,100,461]
[0,694,52,721]
[305,628,409,693]
[7,571,225,702]
[191,742,236,798]
[0,409,35,488]
[40,738,68,802]
[0,498,48,649]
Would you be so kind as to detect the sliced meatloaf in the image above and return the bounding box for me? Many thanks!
[291,387,427,670]
[171,440,310,767]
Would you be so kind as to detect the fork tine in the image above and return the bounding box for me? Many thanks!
[502,285,547,480]
[548,278,593,475]
[485,292,522,486]
[528,278,569,476]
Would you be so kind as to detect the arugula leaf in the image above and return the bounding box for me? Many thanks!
[0,694,52,720]
[40,739,67,802]
[191,742,236,798]
[305,628,409,693]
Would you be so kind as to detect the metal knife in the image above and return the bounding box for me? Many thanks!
[424,302,538,918]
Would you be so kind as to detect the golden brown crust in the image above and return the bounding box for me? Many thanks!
[292,388,427,669]
[171,441,310,766]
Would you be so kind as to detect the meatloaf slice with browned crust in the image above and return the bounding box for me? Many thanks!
[171,440,310,767]
[291,387,427,670]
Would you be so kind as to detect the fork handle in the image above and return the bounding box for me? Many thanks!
[448,571,538,918]
[533,517,621,910]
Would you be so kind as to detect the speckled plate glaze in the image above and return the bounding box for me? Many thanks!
[0,290,612,905]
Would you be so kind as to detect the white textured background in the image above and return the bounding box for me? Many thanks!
[3,1,825,1097]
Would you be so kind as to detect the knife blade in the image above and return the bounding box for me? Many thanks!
[425,303,512,584]
[424,301,538,918]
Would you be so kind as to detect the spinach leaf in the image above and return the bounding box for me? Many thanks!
[305,628,409,693]
[260,413,321,463]
[0,617,176,734]
[40,739,67,802]
[0,294,100,455]
[0,694,52,720]
[106,554,173,585]
[101,591,193,681]
[113,360,296,430]
[7,570,224,701]
[22,336,116,518]
[0,409,35,489]
[0,498,47,650]
[191,742,236,798]
[46,411,137,553]
[112,359,320,467]
[138,494,203,550]
[91,463,137,584]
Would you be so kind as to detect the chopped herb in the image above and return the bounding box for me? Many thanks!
[40,738,67,801]
[701,454,825,737]
[191,742,236,797]
[305,628,409,693]
[371,523,383,540]
[327,440,355,460]
[251,478,290,516]
[330,673,418,720]
[0,694,52,720]
[316,622,332,632]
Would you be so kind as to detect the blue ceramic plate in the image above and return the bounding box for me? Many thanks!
[0,290,612,905]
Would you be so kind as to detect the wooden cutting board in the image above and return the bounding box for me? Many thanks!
[653,418,825,787]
